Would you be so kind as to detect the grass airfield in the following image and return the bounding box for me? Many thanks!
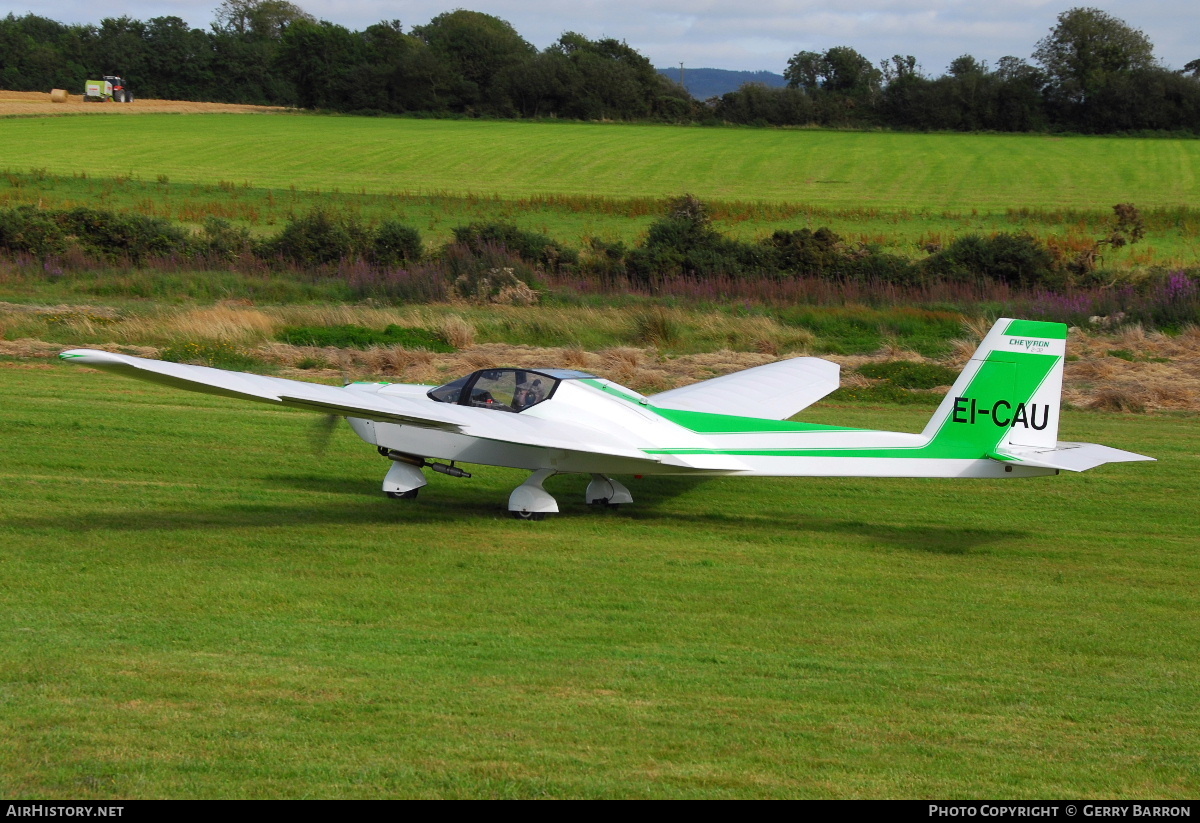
[1,363,1195,798]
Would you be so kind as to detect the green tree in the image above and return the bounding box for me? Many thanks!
[277,19,362,109]
[412,10,535,113]
[1034,7,1155,105]
[142,16,214,100]
[213,0,314,38]
[784,46,882,125]
[784,50,823,92]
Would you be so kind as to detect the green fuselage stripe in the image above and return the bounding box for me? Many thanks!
[651,407,863,434]
[644,350,1059,459]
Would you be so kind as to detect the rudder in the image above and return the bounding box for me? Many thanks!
[922,319,1066,457]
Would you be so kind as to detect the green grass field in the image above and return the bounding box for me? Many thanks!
[1,363,1195,798]
[4,115,1200,208]
[3,114,1199,265]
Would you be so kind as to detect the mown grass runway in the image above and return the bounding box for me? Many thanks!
[3,114,1200,210]
[1,364,1195,798]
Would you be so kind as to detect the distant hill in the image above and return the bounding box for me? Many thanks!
[656,68,787,100]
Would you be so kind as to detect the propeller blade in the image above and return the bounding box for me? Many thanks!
[308,413,342,456]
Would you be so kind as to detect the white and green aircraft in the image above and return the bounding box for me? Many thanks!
[60,317,1152,519]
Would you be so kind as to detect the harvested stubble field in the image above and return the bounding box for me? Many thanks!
[0,89,285,116]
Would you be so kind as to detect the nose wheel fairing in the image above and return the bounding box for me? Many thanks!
[382,460,428,497]
[586,474,633,506]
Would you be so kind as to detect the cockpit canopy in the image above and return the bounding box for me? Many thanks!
[427,368,595,413]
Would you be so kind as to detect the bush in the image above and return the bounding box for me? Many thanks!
[272,210,360,265]
[924,232,1056,287]
[200,217,253,260]
[0,207,67,257]
[56,207,192,263]
[370,221,423,266]
[629,197,772,282]
[277,324,455,351]
[766,227,844,274]
[440,241,541,300]
[451,222,577,270]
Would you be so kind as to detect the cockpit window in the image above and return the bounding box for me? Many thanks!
[427,369,559,412]
[427,375,470,405]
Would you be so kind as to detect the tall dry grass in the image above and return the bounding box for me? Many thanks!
[6,299,1199,410]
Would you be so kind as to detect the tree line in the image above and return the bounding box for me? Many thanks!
[714,8,1200,134]
[0,1,691,120]
[1,2,1198,133]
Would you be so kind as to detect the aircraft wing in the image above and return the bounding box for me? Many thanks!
[60,349,469,431]
[58,349,674,465]
[648,357,840,420]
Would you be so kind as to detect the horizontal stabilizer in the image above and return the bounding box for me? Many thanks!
[990,442,1155,472]
[649,357,839,421]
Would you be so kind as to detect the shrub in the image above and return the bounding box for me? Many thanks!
[629,207,769,282]
[441,241,541,300]
[277,324,455,351]
[924,232,1056,287]
[766,227,844,274]
[370,221,423,266]
[272,210,360,265]
[200,217,253,260]
[451,222,576,270]
[0,207,67,257]
[56,207,192,263]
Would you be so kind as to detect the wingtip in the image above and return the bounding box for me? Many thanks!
[59,348,117,364]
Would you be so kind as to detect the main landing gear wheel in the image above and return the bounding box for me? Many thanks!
[386,489,419,500]
[507,468,558,521]
[510,510,547,521]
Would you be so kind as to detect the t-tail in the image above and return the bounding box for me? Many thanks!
[922,318,1153,472]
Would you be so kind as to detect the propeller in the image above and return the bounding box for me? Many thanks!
[308,366,352,456]
[308,413,342,456]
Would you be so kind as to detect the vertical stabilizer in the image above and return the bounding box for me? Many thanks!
[922,319,1067,456]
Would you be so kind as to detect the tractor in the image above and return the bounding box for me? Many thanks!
[84,76,134,103]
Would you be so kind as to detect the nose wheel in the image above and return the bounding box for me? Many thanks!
[586,474,633,507]
[382,460,427,500]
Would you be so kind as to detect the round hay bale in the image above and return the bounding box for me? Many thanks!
[50,89,69,103]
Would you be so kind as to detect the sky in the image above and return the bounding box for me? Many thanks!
[4,1,1197,77]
